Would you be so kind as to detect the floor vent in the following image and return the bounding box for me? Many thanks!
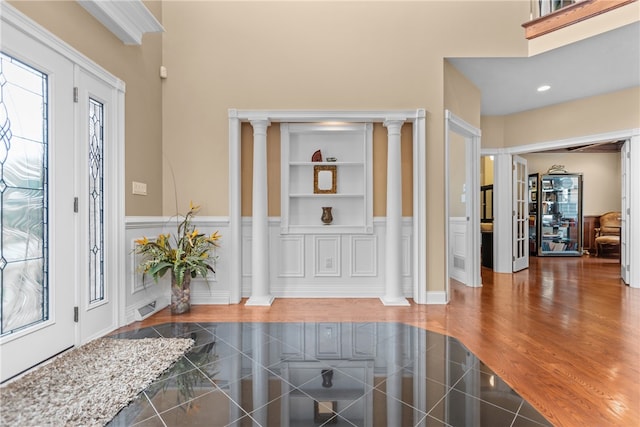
[453,256,465,270]
[135,300,157,321]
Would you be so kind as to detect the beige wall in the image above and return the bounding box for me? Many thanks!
[523,152,621,216]
[481,156,494,186]
[161,1,529,292]
[443,59,481,217]
[9,0,165,216]
[443,59,482,129]
[482,87,640,148]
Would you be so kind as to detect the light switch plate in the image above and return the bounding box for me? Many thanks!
[132,181,147,195]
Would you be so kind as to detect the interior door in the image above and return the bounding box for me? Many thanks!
[621,140,630,284]
[512,155,529,272]
[0,27,76,382]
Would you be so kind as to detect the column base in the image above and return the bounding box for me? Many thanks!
[380,296,410,306]
[245,295,275,306]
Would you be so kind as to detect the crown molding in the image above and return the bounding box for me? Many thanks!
[77,0,164,46]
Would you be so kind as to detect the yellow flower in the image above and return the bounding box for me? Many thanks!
[135,237,149,245]
[209,231,221,241]
[189,200,200,212]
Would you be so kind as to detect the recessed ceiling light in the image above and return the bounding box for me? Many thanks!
[537,85,551,92]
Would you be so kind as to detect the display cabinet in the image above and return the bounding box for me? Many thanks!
[536,173,583,256]
[280,123,373,234]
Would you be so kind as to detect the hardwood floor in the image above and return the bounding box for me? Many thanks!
[120,256,639,427]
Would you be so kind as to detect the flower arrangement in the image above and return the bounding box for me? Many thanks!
[135,202,220,290]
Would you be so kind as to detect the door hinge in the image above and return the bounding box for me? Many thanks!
[74,306,79,322]
[73,87,78,103]
[74,197,79,213]
[512,256,515,262]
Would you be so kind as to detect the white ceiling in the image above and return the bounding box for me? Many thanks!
[447,22,640,116]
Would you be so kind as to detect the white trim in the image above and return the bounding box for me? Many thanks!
[228,116,242,303]
[77,0,164,46]
[229,109,421,123]
[424,291,448,305]
[481,128,640,156]
[413,113,428,304]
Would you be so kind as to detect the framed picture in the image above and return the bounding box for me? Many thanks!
[314,165,337,194]
[531,191,537,202]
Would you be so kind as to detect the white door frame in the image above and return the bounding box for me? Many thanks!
[445,110,482,292]
[483,128,640,288]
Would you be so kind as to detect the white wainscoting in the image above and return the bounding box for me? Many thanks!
[124,216,231,324]
[449,217,468,285]
[125,216,425,317]
[241,217,414,298]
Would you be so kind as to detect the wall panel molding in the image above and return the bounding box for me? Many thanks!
[350,235,377,277]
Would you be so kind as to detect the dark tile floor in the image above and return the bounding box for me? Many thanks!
[107,322,551,427]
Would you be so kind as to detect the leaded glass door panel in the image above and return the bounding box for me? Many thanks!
[76,69,117,344]
[0,24,76,382]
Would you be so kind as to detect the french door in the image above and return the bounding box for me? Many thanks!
[512,155,529,272]
[1,8,121,382]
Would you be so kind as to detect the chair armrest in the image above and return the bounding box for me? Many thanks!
[594,227,601,237]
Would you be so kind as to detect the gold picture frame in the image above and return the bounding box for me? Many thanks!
[314,165,337,194]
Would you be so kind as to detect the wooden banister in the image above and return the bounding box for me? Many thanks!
[523,0,637,39]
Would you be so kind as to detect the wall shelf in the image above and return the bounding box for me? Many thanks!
[281,123,373,234]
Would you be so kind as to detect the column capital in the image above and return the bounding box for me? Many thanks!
[383,119,404,135]
[249,119,271,134]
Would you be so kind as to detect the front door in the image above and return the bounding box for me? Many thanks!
[0,28,76,382]
[512,155,529,272]
[1,11,121,381]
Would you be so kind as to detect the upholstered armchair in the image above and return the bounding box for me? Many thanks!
[595,211,621,258]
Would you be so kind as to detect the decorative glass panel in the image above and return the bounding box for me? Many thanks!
[0,52,49,336]
[88,98,104,303]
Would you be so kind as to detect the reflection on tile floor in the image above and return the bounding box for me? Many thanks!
[107,323,551,427]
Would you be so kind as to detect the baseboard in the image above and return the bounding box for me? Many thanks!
[425,291,448,305]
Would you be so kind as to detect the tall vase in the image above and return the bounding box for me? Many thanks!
[171,270,191,314]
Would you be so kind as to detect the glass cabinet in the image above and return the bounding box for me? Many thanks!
[536,173,583,256]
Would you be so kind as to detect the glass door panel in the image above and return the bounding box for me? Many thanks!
[0,52,49,335]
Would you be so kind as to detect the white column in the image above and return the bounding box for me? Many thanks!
[382,120,409,305]
[252,323,269,425]
[246,119,274,306]
[386,323,403,425]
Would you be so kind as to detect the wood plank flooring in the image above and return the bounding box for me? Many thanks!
[121,256,639,427]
